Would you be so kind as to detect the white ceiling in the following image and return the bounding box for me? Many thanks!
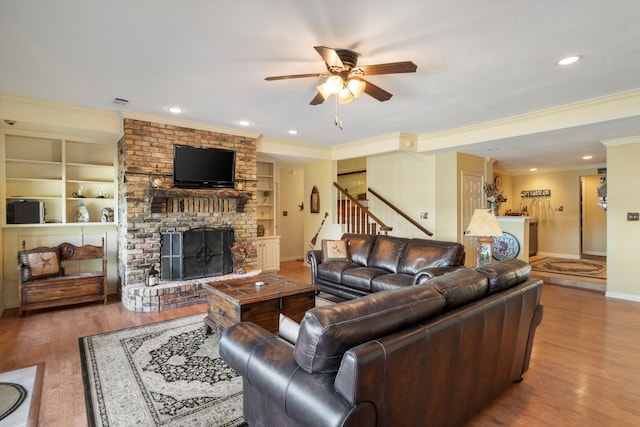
[1,0,640,174]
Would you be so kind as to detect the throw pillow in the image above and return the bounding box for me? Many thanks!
[18,247,62,282]
[278,314,300,344]
[321,239,350,262]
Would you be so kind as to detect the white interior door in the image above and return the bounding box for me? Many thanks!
[461,172,484,266]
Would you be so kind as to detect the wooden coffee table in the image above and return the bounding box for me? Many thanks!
[204,273,317,336]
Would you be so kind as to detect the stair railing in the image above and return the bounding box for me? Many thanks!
[334,182,392,235]
[367,187,434,236]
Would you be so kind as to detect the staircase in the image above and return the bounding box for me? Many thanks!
[333,183,434,237]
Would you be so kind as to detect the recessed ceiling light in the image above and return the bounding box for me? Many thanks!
[582,155,593,160]
[530,168,538,172]
[288,130,298,135]
[237,120,252,127]
[558,55,582,66]
[167,106,183,114]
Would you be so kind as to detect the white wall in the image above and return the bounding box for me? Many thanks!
[605,138,640,301]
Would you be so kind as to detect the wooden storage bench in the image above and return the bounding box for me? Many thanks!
[18,238,107,315]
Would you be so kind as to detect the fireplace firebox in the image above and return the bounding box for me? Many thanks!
[161,227,234,280]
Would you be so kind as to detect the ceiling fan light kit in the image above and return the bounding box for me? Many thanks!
[266,46,417,127]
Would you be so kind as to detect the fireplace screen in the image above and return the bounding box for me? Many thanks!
[161,227,234,280]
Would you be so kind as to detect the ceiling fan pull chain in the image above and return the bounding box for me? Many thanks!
[334,96,343,130]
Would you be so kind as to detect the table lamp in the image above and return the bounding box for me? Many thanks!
[465,208,503,267]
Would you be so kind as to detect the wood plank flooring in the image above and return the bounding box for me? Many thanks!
[1,260,639,426]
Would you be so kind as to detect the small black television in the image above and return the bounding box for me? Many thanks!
[173,145,236,189]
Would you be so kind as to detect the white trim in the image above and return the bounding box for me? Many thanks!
[601,135,640,146]
[605,292,640,303]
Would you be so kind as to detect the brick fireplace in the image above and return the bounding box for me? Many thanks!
[117,118,258,311]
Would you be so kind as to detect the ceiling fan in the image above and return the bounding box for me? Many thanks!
[265,46,417,105]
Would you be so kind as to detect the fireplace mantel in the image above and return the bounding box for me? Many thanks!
[147,188,253,213]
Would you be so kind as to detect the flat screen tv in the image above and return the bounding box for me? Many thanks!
[173,144,236,189]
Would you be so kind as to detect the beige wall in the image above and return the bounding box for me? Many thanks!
[510,168,601,258]
[367,151,437,238]
[277,162,305,261]
[582,175,607,255]
[303,160,342,255]
[605,138,640,301]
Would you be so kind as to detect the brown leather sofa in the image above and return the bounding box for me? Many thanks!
[220,259,543,427]
[306,233,466,299]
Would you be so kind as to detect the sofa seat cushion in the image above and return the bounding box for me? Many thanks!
[371,273,414,292]
[476,258,531,294]
[426,268,489,310]
[317,261,361,283]
[341,267,388,291]
[294,285,446,374]
[398,239,465,275]
[368,235,408,273]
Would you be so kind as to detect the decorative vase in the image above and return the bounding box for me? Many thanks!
[257,224,265,237]
[74,202,90,222]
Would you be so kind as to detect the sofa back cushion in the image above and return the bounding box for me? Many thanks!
[425,268,489,310]
[398,239,466,275]
[368,235,408,273]
[341,234,376,266]
[294,285,445,373]
[476,258,531,294]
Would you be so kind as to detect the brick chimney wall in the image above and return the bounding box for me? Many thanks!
[117,118,258,289]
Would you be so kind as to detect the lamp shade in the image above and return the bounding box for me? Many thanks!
[465,209,503,237]
[347,78,366,98]
[337,87,354,104]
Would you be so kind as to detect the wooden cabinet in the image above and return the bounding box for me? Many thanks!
[257,236,280,272]
[1,131,116,227]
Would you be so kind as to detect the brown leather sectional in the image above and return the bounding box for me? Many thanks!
[220,258,544,427]
[307,233,466,300]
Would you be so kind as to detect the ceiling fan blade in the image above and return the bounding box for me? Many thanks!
[314,46,344,70]
[310,92,326,105]
[361,79,393,102]
[357,61,417,76]
[265,72,328,81]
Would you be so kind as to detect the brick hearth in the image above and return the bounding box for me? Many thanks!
[121,270,262,312]
[117,118,258,312]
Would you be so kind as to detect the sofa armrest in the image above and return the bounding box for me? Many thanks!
[306,250,323,284]
[220,322,374,427]
[412,266,463,285]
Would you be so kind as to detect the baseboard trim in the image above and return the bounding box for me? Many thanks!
[605,291,640,303]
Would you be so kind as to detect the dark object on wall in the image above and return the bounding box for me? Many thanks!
[310,186,320,213]
[173,144,235,189]
[161,227,234,280]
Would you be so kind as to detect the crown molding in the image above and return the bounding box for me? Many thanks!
[417,89,640,152]
[601,135,640,147]
[120,111,262,139]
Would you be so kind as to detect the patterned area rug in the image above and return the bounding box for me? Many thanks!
[530,257,606,279]
[79,315,245,427]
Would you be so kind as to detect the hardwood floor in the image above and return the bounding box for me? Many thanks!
[1,260,639,426]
